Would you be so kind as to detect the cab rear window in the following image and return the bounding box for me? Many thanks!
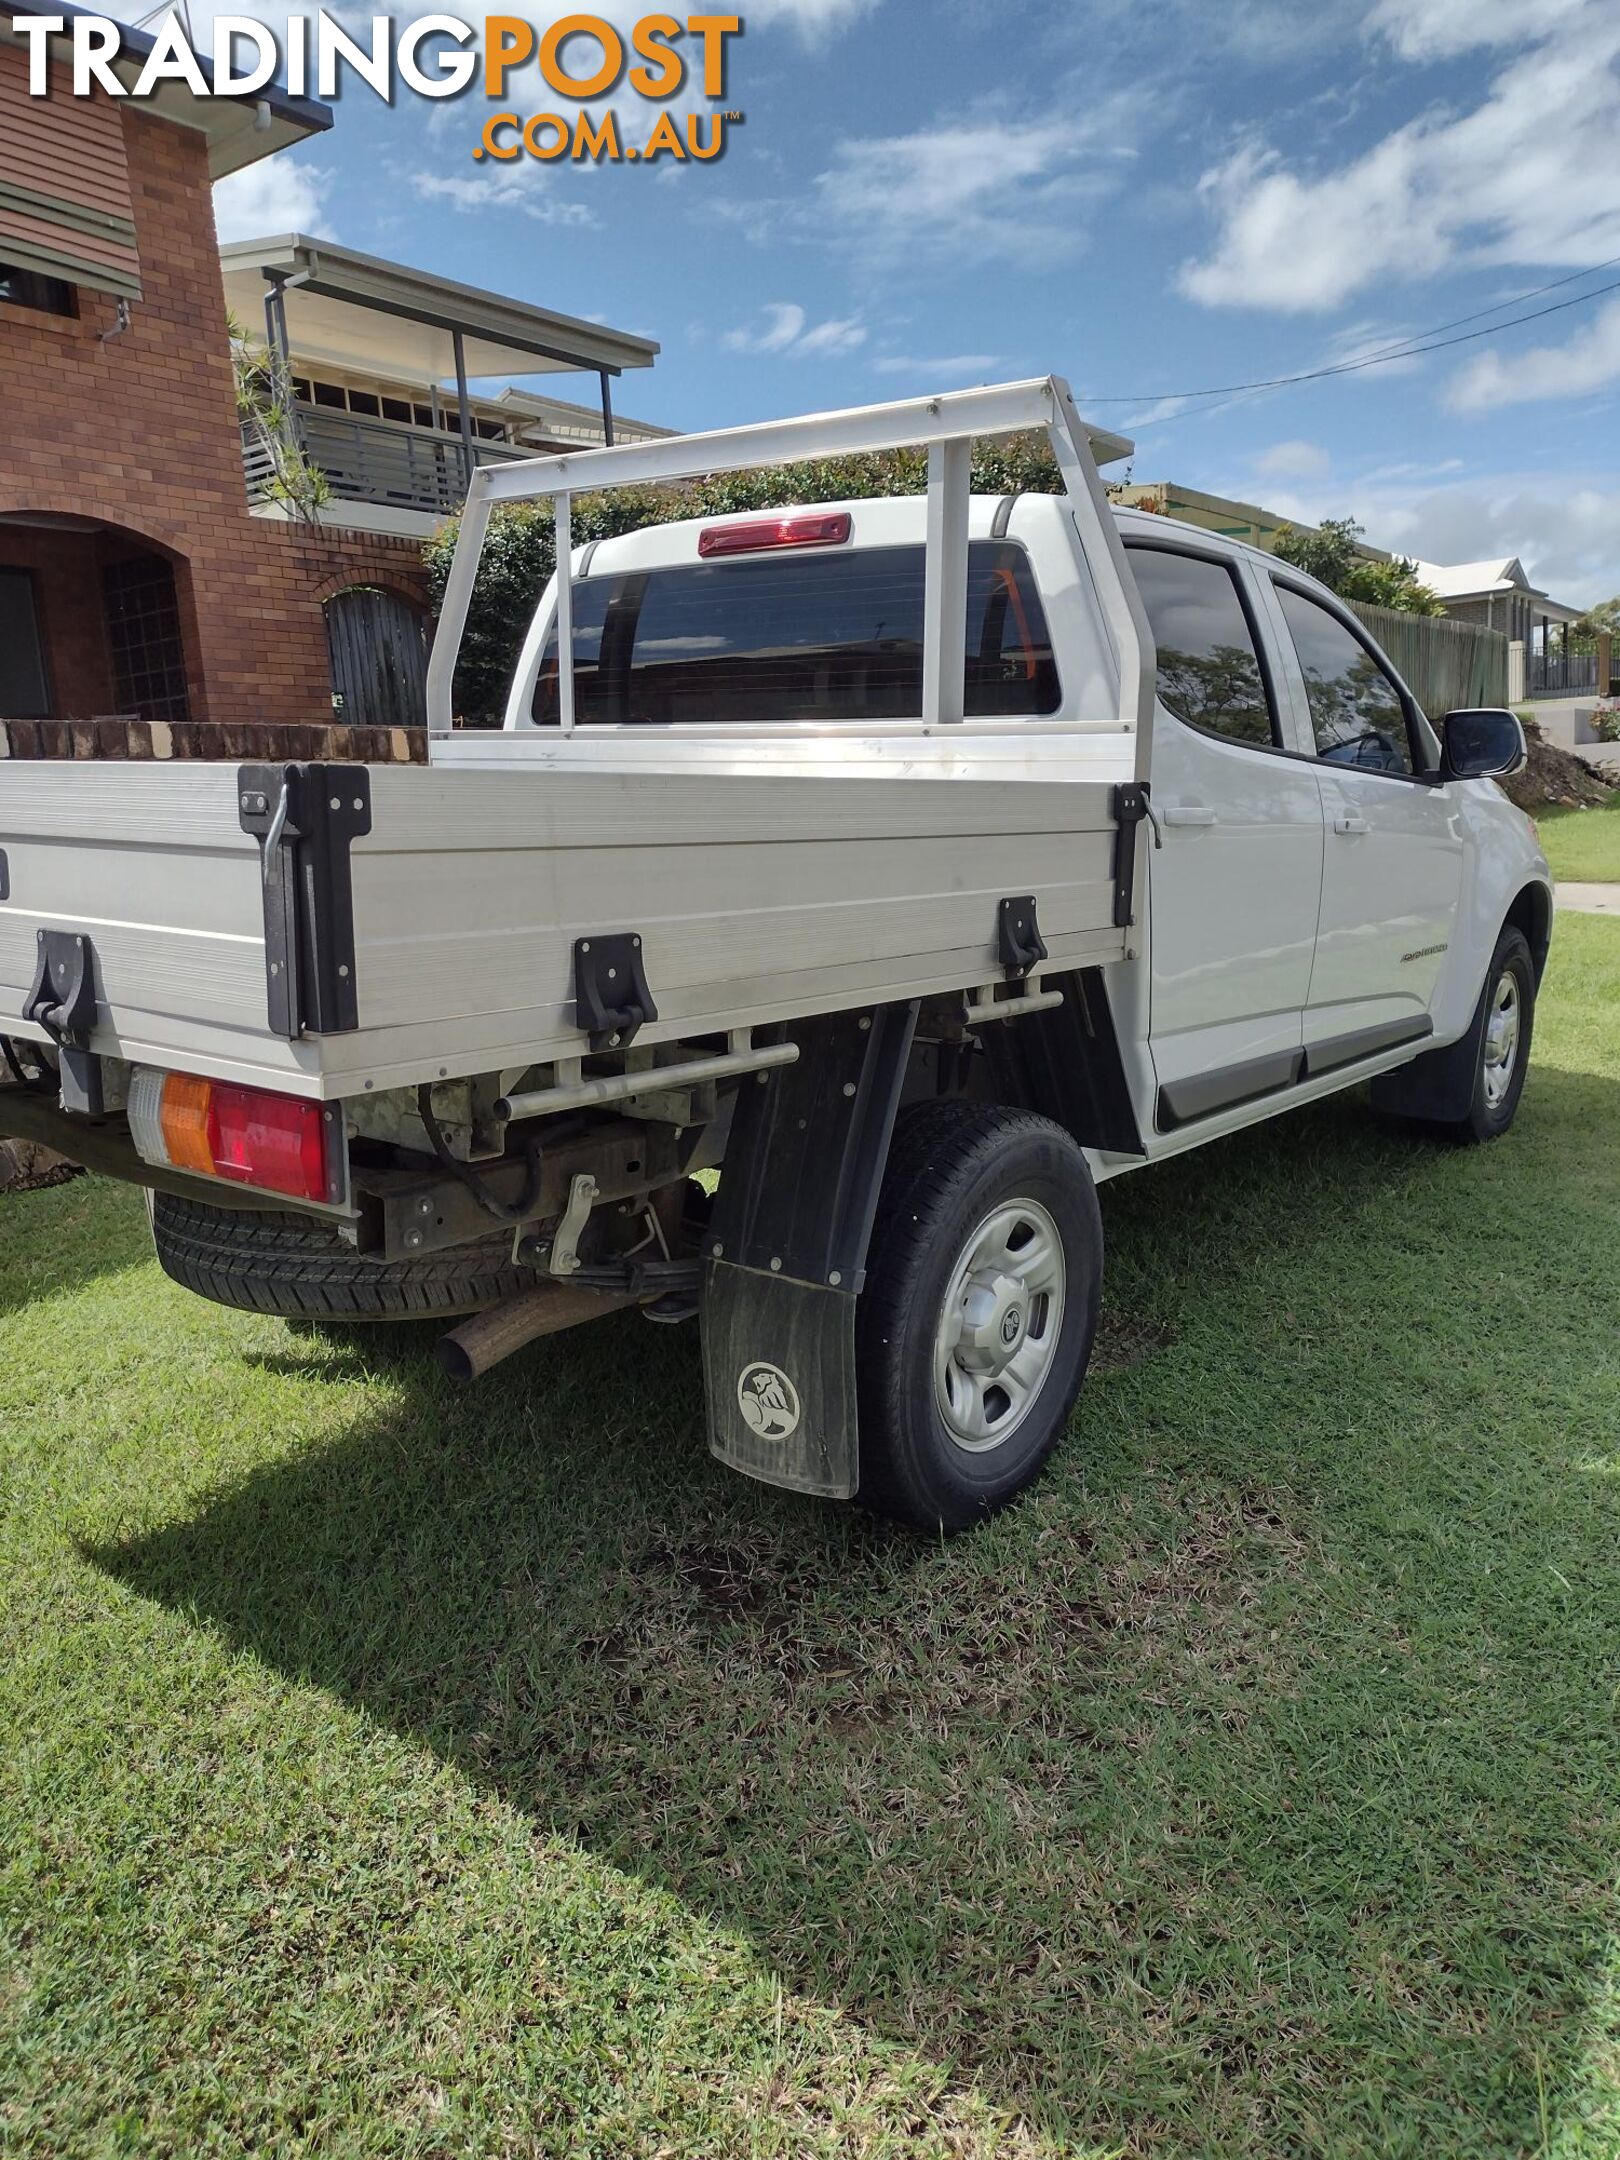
[531,540,1060,726]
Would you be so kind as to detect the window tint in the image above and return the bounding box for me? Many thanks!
[532,541,1060,726]
[1275,584,1414,774]
[1127,545,1275,747]
[0,570,50,717]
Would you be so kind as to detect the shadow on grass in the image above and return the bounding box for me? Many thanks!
[92,1074,1620,2157]
[0,1172,154,1319]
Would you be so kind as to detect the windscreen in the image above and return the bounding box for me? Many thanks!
[530,540,1061,726]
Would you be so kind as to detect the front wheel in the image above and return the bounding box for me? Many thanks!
[855,1102,1102,1530]
[1453,926,1536,1143]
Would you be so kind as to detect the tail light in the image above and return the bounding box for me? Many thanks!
[697,511,852,558]
[129,1067,334,1202]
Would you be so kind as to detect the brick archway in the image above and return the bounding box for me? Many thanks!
[0,509,207,726]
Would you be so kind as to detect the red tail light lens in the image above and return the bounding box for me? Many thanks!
[697,512,852,558]
[207,1084,330,1201]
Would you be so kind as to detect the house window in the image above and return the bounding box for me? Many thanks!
[0,264,76,317]
[312,380,347,408]
[102,556,190,724]
[0,568,51,716]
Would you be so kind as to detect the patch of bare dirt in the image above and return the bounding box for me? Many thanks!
[1501,716,1618,810]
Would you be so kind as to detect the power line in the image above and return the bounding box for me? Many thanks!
[1083,255,1620,407]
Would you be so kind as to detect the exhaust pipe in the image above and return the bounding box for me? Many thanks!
[436,1281,637,1382]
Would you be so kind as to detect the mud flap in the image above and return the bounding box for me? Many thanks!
[700,1001,918,1500]
[702,1261,858,1498]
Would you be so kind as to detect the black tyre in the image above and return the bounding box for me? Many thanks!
[1456,926,1536,1142]
[855,1101,1102,1531]
[148,1191,530,1320]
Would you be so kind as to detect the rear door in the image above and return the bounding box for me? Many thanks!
[1127,540,1325,1129]
[1265,578,1464,1067]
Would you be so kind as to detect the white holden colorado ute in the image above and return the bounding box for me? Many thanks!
[0,378,1552,1528]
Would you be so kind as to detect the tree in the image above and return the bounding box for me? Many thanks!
[1571,596,1620,652]
[1273,515,1441,615]
[424,435,1063,725]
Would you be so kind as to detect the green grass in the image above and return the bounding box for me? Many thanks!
[3,921,1620,2159]
[1536,793,1620,885]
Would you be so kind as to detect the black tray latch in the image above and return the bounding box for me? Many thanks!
[997,896,1049,980]
[24,929,103,1113]
[573,932,657,1051]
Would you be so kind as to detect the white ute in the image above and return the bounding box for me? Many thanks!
[0,377,1553,1527]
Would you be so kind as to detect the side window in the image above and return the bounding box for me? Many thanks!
[1274,584,1414,775]
[1127,545,1276,748]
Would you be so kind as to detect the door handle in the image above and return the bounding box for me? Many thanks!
[1162,806,1217,828]
[1334,816,1371,836]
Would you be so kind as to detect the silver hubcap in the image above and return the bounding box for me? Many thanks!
[1482,969,1521,1109]
[933,1198,1065,1453]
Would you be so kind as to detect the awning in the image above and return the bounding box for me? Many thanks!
[218,235,660,383]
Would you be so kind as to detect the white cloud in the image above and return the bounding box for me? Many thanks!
[212,157,331,243]
[869,353,1001,379]
[1217,464,1620,605]
[1253,438,1331,479]
[1447,294,1620,410]
[1181,0,1620,312]
[721,303,867,357]
[1371,477,1620,604]
[1367,0,1589,61]
[810,103,1137,268]
[410,173,595,228]
[745,0,880,33]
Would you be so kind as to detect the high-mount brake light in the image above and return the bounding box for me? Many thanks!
[129,1067,332,1202]
[697,511,852,558]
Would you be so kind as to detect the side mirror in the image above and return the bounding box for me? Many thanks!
[1440,708,1526,781]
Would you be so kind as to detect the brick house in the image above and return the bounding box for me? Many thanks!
[0,4,660,739]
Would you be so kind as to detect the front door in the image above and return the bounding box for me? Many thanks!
[1267,580,1464,1066]
[1127,541,1325,1129]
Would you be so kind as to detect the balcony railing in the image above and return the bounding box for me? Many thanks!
[243,407,529,518]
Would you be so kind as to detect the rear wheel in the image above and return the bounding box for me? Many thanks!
[855,1102,1102,1530]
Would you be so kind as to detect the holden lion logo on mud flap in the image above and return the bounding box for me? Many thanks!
[737,1361,801,1442]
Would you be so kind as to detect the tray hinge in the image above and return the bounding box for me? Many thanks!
[238,764,371,1040]
[1110,781,1153,930]
[572,932,657,1051]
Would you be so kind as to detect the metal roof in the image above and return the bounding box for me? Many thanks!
[219,234,660,383]
[1414,556,1583,619]
[4,0,332,177]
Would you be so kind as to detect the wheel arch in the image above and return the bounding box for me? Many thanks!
[1504,880,1553,986]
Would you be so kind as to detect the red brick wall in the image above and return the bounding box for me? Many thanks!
[0,91,430,729]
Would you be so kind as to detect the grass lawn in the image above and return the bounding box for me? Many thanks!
[3,918,1619,2160]
[1537,792,1620,886]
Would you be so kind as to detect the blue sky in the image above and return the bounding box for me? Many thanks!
[202,0,1620,601]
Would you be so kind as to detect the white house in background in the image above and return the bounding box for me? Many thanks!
[1413,556,1592,698]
